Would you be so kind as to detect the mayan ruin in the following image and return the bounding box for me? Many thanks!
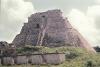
[1,0,100,66]
[12,9,95,52]
[0,9,99,66]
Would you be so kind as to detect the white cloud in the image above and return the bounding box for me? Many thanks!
[87,5,100,46]
[95,0,100,4]
[68,4,100,46]
[87,5,100,17]
[0,0,35,42]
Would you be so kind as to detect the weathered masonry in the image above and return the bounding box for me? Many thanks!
[12,9,95,52]
[0,53,65,65]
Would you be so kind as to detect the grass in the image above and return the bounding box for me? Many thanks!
[16,45,89,54]
[1,46,100,67]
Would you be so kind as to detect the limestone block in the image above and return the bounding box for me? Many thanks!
[15,55,28,64]
[29,55,44,64]
[2,57,14,65]
[44,53,65,64]
[0,58,1,65]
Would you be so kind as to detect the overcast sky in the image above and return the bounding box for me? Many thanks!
[0,0,100,46]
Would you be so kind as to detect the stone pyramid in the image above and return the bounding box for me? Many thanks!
[12,9,95,52]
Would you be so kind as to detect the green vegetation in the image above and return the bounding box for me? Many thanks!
[1,46,100,67]
[16,45,88,54]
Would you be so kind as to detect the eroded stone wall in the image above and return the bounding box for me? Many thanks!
[12,9,95,52]
[0,53,65,65]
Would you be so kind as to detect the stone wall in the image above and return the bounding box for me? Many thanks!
[43,54,65,64]
[12,9,95,52]
[0,53,65,65]
[15,55,28,64]
[29,55,44,64]
[2,57,14,65]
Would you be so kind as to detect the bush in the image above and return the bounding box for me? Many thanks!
[86,60,96,67]
[65,52,79,59]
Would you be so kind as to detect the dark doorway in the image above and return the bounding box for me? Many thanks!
[36,24,40,28]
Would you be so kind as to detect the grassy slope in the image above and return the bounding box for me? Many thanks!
[1,46,100,67]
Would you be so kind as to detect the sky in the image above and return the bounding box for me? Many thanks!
[0,0,100,46]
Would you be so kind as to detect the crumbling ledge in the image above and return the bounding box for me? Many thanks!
[0,53,65,65]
